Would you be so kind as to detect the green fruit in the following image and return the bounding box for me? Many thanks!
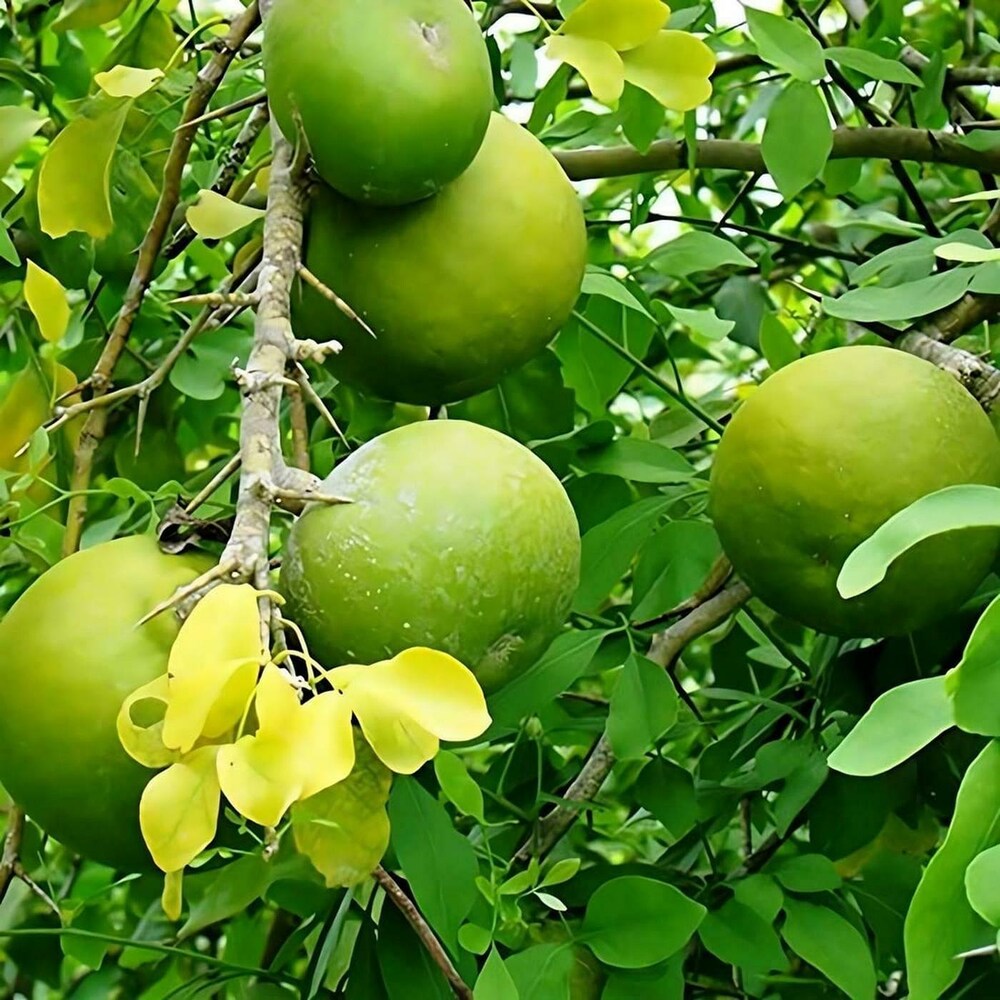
[710,346,1000,637]
[280,420,581,692]
[296,113,587,405]
[263,0,492,205]
[0,536,210,869]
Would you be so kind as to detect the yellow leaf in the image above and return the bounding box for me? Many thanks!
[24,261,70,344]
[327,648,491,774]
[162,584,264,753]
[563,0,670,51]
[545,35,625,106]
[38,97,130,239]
[162,870,184,921]
[622,30,716,111]
[140,746,221,872]
[95,66,164,99]
[217,666,355,828]
[186,191,266,240]
[117,674,178,769]
[292,734,392,888]
[0,107,48,175]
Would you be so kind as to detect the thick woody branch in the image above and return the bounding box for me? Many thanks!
[555,127,1000,182]
[897,331,1000,410]
[514,583,751,863]
[62,1,261,555]
[374,867,473,1000]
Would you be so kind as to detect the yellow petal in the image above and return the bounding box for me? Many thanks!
[345,683,439,775]
[337,649,491,743]
[38,96,130,238]
[545,35,625,105]
[140,746,221,873]
[163,658,259,753]
[622,30,716,111]
[95,66,164,99]
[162,870,184,921]
[563,0,669,50]
[292,734,392,888]
[24,261,70,343]
[168,584,264,676]
[117,674,178,769]
[217,668,356,827]
[186,190,266,241]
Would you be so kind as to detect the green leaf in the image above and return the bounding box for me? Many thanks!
[663,303,734,341]
[474,948,519,1000]
[759,314,801,371]
[647,230,754,277]
[459,924,492,955]
[540,858,581,888]
[771,854,842,893]
[966,845,1000,926]
[574,496,672,611]
[388,777,479,951]
[52,0,130,30]
[781,899,876,1000]
[38,97,131,239]
[827,676,954,777]
[631,520,722,622]
[825,46,923,86]
[698,898,787,974]
[0,106,48,175]
[734,874,784,922]
[581,268,652,316]
[582,876,706,968]
[934,242,1000,263]
[745,7,825,81]
[378,899,453,1000]
[602,956,684,999]
[620,84,666,153]
[607,652,679,759]
[291,737,392,888]
[179,854,273,938]
[634,758,697,840]
[952,594,1000,736]
[434,751,486,824]
[575,438,694,484]
[0,222,17,266]
[837,485,1000,599]
[505,943,576,1000]
[762,81,832,200]
[905,741,1000,1000]
[824,268,974,323]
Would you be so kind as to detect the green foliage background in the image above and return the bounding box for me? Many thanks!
[1,0,1000,997]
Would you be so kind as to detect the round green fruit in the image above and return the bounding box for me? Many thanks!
[0,536,210,870]
[709,346,1000,637]
[280,420,581,692]
[295,112,588,405]
[263,0,492,206]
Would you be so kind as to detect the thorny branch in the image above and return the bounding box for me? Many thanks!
[61,1,261,556]
[514,582,752,863]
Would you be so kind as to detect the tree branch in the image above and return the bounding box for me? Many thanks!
[555,126,1000,182]
[61,1,261,555]
[0,807,24,906]
[514,583,751,863]
[374,867,473,999]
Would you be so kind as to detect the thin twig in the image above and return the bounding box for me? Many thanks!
[174,89,267,131]
[514,583,751,862]
[297,264,377,338]
[61,1,261,555]
[0,808,25,906]
[374,867,473,1000]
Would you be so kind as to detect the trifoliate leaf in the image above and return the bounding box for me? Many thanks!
[327,648,491,775]
[0,106,48,175]
[162,870,184,921]
[117,674,178,768]
[162,584,264,753]
[622,31,716,111]
[562,0,669,51]
[95,65,164,98]
[24,261,70,343]
[217,666,355,828]
[140,746,221,872]
[545,35,625,105]
[292,735,392,887]
[38,97,130,238]
[186,191,266,240]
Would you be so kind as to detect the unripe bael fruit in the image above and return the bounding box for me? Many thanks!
[0,536,211,870]
[710,346,1000,636]
[295,113,588,405]
[263,0,492,206]
[280,420,581,693]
